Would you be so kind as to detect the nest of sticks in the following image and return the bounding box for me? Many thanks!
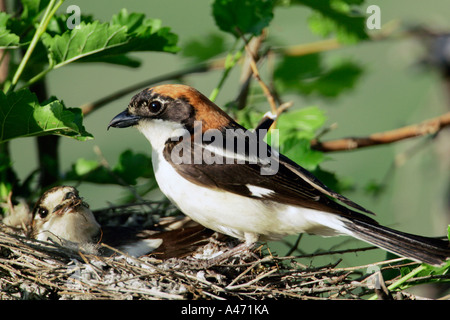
[0,202,440,300]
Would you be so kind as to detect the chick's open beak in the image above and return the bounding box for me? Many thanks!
[52,192,86,216]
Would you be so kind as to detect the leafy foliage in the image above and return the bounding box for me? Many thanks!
[273,107,327,170]
[41,9,179,69]
[0,13,20,49]
[65,150,154,186]
[274,54,364,98]
[182,33,228,63]
[212,0,275,37]
[292,0,369,43]
[0,89,92,142]
[0,1,178,201]
[42,21,129,67]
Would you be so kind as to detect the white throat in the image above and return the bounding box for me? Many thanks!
[137,119,186,152]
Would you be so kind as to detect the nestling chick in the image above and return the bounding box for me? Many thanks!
[30,186,100,245]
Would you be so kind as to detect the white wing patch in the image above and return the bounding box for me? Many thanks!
[118,238,163,257]
[246,185,274,198]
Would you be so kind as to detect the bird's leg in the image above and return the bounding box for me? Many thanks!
[203,241,257,268]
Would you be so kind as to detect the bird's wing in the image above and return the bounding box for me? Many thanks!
[163,128,376,223]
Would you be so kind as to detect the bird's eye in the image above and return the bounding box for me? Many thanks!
[149,101,162,113]
[38,207,49,218]
[64,191,75,200]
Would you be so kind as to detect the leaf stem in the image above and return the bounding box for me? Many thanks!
[21,66,53,89]
[368,264,426,300]
[237,28,278,116]
[9,0,64,92]
[387,265,426,291]
[209,39,243,102]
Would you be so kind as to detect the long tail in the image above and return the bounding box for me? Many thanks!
[343,219,450,266]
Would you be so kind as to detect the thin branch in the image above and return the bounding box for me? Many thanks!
[79,21,400,117]
[235,34,265,110]
[208,38,243,102]
[0,0,9,85]
[311,111,450,152]
[277,20,401,58]
[80,64,211,116]
[225,268,278,291]
[9,0,63,92]
[237,29,278,115]
[277,246,380,261]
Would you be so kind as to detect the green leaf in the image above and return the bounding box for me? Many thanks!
[41,9,178,69]
[278,107,327,139]
[274,54,363,98]
[283,138,324,170]
[0,13,20,49]
[65,150,155,186]
[270,106,327,170]
[293,0,369,43]
[235,107,265,130]
[65,158,114,184]
[109,9,179,53]
[0,89,93,143]
[0,28,20,49]
[212,0,275,37]
[313,60,363,96]
[312,166,354,194]
[20,0,52,22]
[46,14,140,68]
[69,158,100,177]
[6,0,57,48]
[41,21,128,67]
[45,13,92,36]
[78,53,142,68]
[114,149,154,184]
[182,33,228,63]
[395,260,450,290]
[364,179,385,196]
[0,152,14,202]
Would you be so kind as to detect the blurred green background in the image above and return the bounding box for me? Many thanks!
[9,0,450,268]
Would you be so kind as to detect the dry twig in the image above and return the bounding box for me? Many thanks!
[311,112,450,152]
[1,221,440,300]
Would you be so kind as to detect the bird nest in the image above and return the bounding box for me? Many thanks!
[0,219,428,301]
[1,199,439,301]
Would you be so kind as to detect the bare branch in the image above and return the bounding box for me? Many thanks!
[311,112,450,152]
[79,21,400,117]
[80,64,211,116]
[237,29,279,116]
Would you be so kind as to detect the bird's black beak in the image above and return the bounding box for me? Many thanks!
[108,110,141,130]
